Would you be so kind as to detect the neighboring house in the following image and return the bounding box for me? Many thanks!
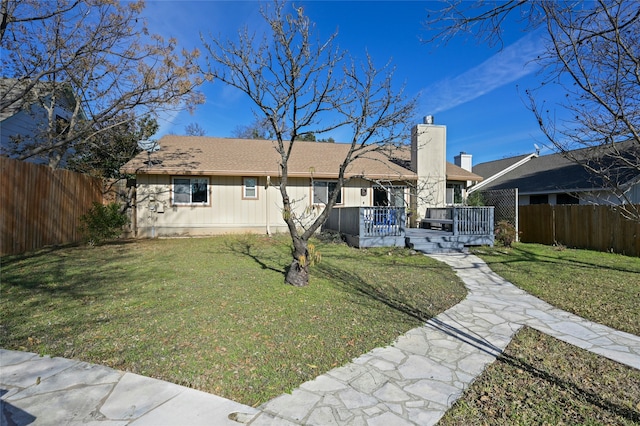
[120,118,483,238]
[0,78,81,165]
[470,142,640,205]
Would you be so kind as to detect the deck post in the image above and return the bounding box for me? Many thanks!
[452,207,459,236]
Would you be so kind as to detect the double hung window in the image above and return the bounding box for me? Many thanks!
[243,177,258,199]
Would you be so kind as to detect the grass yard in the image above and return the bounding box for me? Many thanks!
[439,327,640,425]
[443,243,640,425]
[0,234,465,407]
[473,243,640,336]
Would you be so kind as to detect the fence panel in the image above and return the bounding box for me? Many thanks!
[519,204,640,257]
[1,157,104,256]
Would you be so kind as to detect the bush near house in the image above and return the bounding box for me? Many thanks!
[494,220,517,247]
[78,202,128,245]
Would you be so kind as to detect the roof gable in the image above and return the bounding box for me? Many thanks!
[0,79,78,122]
[472,141,639,193]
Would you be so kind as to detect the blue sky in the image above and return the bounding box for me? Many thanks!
[143,1,560,165]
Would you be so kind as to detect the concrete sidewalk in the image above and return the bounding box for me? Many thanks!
[0,349,258,425]
[2,253,639,425]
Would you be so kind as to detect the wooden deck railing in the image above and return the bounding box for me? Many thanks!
[324,205,493,241]
[323,206,406,238]
[452,206,494,236]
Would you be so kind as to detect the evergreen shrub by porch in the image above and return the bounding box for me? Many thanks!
[79,202,128,245]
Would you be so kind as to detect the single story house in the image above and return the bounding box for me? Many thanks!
[469,142,640,205]
[121,119,483,238]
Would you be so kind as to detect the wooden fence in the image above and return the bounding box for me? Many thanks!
[1,157,104,256]
[519,204,640,257]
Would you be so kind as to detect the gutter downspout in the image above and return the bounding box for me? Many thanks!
[266,176,271,235]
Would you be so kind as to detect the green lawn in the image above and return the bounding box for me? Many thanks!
[473,243,640,335]
[439,326,640,425]
[0,234,466,407]
[440,243,640,425]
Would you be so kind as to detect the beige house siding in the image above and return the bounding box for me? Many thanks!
[134,174,384,237]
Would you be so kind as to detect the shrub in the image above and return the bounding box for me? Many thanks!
[494,220,517,248]
[465,191,484,206]
[79,202,128,245]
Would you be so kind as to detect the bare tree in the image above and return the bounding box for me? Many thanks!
[201,1,415,286]
[1,0,203,168]
[427,0,640,220]
[185,122,206,136]
[231,117,275,139]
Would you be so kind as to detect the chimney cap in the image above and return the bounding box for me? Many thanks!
[423,115,434,125]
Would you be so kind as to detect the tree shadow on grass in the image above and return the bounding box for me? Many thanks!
[495,328,640,423]
[223,236,287,276]
[480,244,640,275]
[314,260,440,323]
[1,241,136,296]
[0,240,159,356]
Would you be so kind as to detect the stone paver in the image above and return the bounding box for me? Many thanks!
[246,253,640,425]
[2,253,639,425]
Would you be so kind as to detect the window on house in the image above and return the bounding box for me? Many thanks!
[313,181,342,204]
[173,177,209,204]
[55,115,70,135]
[446,183,463,205]
[243,177,258,199]
[373,186,405,207]
[529,194,549,205]
[556,193,579,205]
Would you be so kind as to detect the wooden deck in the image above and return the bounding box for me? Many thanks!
[323,206,494,253]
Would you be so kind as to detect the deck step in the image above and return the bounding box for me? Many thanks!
[404,229,494,253]
[406,240,466,254]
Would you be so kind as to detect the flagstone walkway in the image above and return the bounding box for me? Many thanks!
[2,253,639,425]
[245,253,640,425]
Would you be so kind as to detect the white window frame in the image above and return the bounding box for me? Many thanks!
[172,177,209,205]
[313,180,342,205]
[243,177,258,199]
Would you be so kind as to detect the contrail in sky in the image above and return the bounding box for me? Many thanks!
[422,29,545,114]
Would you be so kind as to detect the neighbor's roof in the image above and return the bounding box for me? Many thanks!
[122,135,418,180]
[0,78,78,122]
[472,141,639,194]
[472,154,533,180]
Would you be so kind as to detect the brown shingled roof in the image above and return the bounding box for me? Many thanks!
[121,135,485,182]
[446,162,483,182]
[122,135,417,180]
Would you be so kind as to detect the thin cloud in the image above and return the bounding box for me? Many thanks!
[422,29,545,115]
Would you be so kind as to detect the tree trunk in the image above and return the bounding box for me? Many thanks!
[285,258,310,287]
[285,237,310,287]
